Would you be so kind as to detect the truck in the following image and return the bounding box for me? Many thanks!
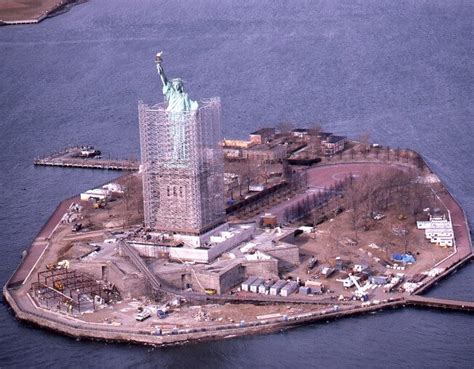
[92,198,107,209]
[136,309,151,322]
[307,256,318,273]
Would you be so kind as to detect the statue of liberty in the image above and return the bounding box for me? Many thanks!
[156,52,198,162]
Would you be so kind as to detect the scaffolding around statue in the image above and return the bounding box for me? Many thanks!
[139,97,225,235]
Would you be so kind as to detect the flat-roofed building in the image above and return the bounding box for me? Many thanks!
[222,139,254,159]
[244,143,287,163]
[249,128,276,144]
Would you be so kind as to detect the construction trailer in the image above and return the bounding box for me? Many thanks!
[305,280,323,294]
[299,286,311,295]
[270,280,288,296]
[241,276,258,292]
[280,281,298,297]
[258,280,275,294]
[249,278,265,293]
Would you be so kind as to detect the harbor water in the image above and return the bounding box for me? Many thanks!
[0,1,472,368]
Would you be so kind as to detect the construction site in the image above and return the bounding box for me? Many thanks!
[4,120,473,345]
[3,58,473,345]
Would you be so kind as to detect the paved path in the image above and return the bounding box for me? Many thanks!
[435,190,472,268]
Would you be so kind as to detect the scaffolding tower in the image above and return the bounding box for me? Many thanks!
[138,98,225,235]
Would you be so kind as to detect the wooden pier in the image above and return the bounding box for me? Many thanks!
[406,295,474,312]
[33,146,139,171]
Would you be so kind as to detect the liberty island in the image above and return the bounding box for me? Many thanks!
[3,52,472,347]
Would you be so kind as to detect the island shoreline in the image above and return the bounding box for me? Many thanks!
[0,0,86,26]
[4,156,473,347]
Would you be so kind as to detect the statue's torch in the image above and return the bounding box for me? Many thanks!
[155,51,163,65]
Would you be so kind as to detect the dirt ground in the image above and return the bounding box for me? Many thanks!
[31,162,456,330]
[279,205,453,300]
[298,209,450,272]
[77,174,144,232]
[81,298,326,330]
[0,0,63,21]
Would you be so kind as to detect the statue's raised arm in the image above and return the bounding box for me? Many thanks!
[155,52,168,87]
[155,51,198,113]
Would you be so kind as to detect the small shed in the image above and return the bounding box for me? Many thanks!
[299,286,311,295]
[261,214,278,228]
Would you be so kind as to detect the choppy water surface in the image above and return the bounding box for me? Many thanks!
[0,1,472,368]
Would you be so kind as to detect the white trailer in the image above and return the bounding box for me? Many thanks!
[241,276,258,292]
[270,280,287,296]
[258,280,274,294]
[431,237,453,247]
[250,278,265,293]
[280,281,298,297]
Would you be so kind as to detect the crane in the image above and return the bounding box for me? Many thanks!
[348,274,369,301]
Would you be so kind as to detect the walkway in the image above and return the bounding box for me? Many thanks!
[34,158,139,171]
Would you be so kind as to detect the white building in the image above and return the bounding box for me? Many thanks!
[417,214,454,247]
[80,188,111,201]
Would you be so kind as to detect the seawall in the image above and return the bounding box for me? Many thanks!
[3,160,472,346]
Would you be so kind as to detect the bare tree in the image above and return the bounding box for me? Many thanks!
[385,146,391,161]
[232,160,259,197]
[349,148,356,160]
[276,121,295,135]
[395,147,401,162]
[308,123,323,136]
[357,133,371,158]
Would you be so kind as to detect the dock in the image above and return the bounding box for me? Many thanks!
[407,295,474,312]
[33,146,139,171]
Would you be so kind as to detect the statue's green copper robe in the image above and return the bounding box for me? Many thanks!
[162,81,198,162]
[163,81,198,113]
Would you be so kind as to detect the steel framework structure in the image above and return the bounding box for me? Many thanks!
[138,98,225,235]
[31,269,105,313]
